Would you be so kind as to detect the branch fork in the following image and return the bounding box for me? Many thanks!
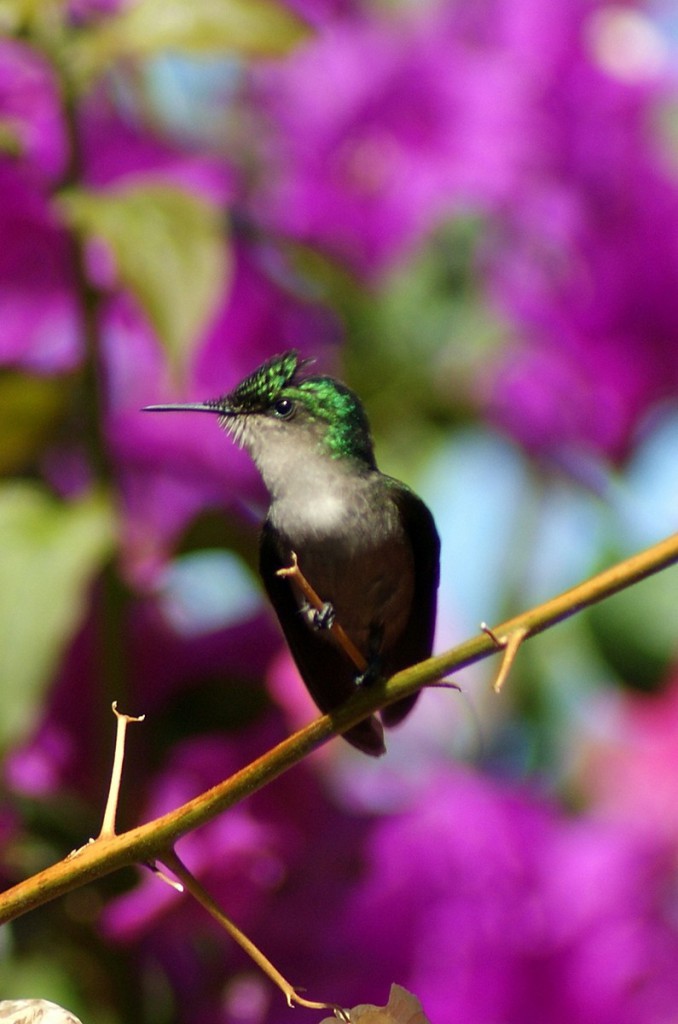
[2,530,678,1010]
[481,624,530,693]
[72,702,344,1013]
[159,850,343,1015]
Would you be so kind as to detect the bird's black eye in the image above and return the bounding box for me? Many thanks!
[273,397,295,419]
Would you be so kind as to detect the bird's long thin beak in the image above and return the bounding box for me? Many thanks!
[142,403,229,414]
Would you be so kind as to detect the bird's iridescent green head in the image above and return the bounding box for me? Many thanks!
[213,350,377,467]
[215,351,303,416]
[145,351,377,468]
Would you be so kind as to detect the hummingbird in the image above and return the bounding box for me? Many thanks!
[144,351,439,756]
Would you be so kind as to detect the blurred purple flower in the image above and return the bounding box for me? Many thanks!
[67,0,128,22]
[102,731,297,939]
[253,0,678,458]
[0,168,82,370]
[0,76,233,373]
[0,42,81,369]
[4,592,279,802]
[478,0,678,460]
[3,623,104,801]
[577,672,678,848]
[0,40,68,184]
[102,729,366,1023]
[80,98,234,203]
[282,0,357,29]
[344,769,678,1024]
[485,171,678,461]
[253,7,533,275]
[97,759,678,1024]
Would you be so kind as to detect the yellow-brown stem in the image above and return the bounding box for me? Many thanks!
[0,531,676,924]
[161,850,343,1013]
[276,551,368,672]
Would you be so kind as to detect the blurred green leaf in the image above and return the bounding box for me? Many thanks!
[72,0,310,82]
[0,374,71,475]
[0,0,29,34]
[59,184,228,378]
[0,120,23,158]
[0,484,115,749]
[290,221,506,481]
[588,563,678,691]
[0,956,82,1016]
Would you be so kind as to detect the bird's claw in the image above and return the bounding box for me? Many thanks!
[355,656,382,688]
[312,601,336,631]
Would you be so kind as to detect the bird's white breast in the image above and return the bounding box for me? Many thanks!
[303,489,350,531]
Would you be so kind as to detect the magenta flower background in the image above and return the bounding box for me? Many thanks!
[252,0,678,460]
[97,752,678,1024]
[253,10,534,271]
[1,1,678,1022]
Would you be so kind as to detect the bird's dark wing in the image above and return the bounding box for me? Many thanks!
[379,482,440,727]
[259,522,386,756]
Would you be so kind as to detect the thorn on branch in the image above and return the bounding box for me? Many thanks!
[425,677,462,693]
[1,533,677,928]
[480,624,530,693]
[480,622,503,648]
[98,701,145,840]
[146,861,184,892]
[66,837,96,860]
